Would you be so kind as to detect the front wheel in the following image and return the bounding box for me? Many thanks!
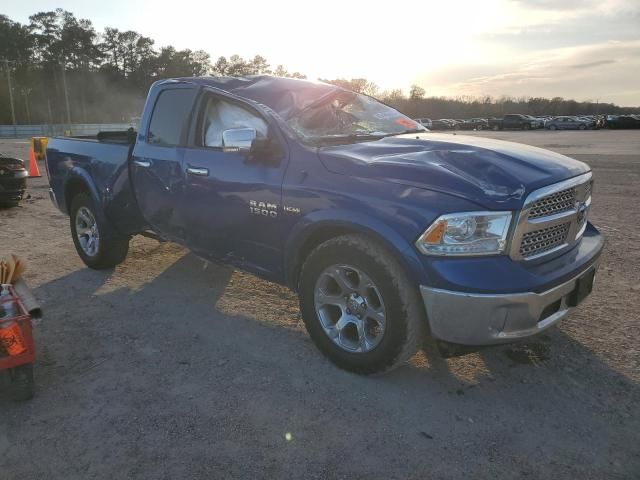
[549,125,557,130]
[69,193,129,269]
[299,234,424,374]
[579,124,587,130]
[523,124,530,130]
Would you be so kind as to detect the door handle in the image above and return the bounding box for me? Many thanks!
[186,167,209,177]
[134,160,151,168]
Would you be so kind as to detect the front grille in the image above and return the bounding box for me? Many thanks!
[528,187,576,219]
[519,222,571,258]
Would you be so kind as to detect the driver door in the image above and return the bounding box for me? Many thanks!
[181,93,288,277]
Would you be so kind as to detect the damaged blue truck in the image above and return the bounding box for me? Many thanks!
[45,76,603,374]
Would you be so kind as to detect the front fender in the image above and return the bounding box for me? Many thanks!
[284,208,427,289]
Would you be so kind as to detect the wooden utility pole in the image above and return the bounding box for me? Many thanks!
[22,88,31,124]
[60,61,72,128]
[3,59,17,135]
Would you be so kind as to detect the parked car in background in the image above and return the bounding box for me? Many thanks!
[0,154,27,207]
[525,115,545,129]
[440,119,463,128]
[545,116,589,130]
[430,119,453,130]
[605,115,640,129]
[576,116,598,129]
[536,116,550,126]
[488,114,538,131]
[455,119,488,131]
[414,118,432,129]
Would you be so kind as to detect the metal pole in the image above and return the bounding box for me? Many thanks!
[4,59,17,136]
[60,61,72,130]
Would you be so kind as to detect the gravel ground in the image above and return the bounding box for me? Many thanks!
[0,130,638,479]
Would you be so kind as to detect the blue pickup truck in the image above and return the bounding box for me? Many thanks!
[45,76,603,374]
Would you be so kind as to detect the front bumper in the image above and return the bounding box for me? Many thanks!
[420,262,598,345]
[0,173,27,202]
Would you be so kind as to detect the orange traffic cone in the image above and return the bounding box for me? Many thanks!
[27,142,41,178]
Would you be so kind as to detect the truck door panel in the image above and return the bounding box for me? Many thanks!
[130,87,198,241]
[181,94,287,276]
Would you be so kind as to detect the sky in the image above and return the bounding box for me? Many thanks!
[5,0,640,105]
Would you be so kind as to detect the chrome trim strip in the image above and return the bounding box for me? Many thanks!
[48,187,59,210]
[523,172,592,210]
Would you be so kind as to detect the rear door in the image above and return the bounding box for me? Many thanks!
[130,86,199,241]
[180,92,288,276]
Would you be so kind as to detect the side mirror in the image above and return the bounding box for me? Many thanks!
[222,128,257,151]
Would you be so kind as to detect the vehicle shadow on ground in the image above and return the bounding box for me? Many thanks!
[1,248,638,478]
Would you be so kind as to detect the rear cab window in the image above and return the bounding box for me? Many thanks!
[147,88,198,146]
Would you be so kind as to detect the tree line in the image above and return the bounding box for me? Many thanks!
[0,9,636,125]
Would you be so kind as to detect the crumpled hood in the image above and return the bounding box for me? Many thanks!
[318,133,590,210]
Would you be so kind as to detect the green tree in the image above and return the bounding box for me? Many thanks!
[409,84,425,100]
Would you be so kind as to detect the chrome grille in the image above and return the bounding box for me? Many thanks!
[510,172,593,261]
[528,187,576,219]
[519,222,570,258]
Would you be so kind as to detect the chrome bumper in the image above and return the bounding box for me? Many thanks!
[420,264,598,345]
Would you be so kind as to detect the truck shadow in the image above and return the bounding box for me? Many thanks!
[1,247,637,477]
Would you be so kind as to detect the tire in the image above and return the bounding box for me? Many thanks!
[579,124,586,130]
[549,125,557,131]
[523,124,530,130]
[9,364,34,401]
[69,193,129,269]
[299,234,425,374]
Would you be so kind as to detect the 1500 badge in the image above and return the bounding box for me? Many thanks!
[250,200,278,218]
[249,200,301,218]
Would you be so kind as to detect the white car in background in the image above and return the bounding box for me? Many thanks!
[414,118,432,129]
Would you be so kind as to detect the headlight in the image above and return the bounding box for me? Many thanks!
[415,211,512,256]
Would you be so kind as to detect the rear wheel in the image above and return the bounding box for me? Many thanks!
[549,125,557,131]
[299,234,424,374]
[69,193,129,269]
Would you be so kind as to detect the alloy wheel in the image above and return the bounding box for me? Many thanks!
[314,264,387,353]
[75,206,100,257]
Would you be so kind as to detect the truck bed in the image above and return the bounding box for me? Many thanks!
[46,134,145,235]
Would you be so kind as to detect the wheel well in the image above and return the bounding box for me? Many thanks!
[288,225,411,291]
[64,177,90,212]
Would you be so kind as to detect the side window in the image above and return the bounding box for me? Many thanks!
[148,88,198,146]
[201,97,268,148]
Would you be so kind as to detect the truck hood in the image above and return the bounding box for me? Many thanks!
[318,133,590,210]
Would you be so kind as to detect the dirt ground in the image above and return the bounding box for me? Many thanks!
[0,130,638,479]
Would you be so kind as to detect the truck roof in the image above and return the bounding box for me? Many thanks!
[168,75,342,120]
